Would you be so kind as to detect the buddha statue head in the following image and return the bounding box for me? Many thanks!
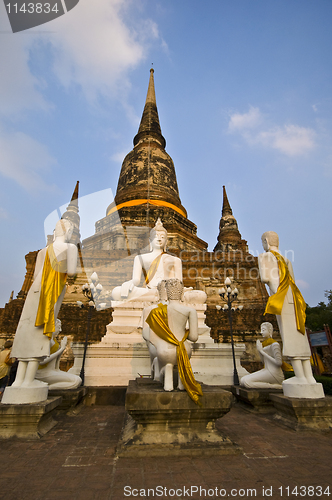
[149,218,167,251]
[54,219,74,242]
[261,231,279,252]
[260,322,273,339]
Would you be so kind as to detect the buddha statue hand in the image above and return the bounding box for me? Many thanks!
[256,339,263,352]
[120,280,135,298]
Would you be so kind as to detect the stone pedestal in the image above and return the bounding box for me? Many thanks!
[116,378,241,457]
[107,301,148,333]
[2,383,48,405]
[270,394,332,430]
[282,380,325,399]
[231,386,282,412]
[0,397,62,439]
[48,387,88,411]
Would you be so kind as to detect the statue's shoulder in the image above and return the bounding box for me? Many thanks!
[163,252,181,262]
[68,242,78,251]
[259,251,277,263]
[170,302,195,314]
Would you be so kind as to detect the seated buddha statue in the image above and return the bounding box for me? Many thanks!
[111,218,182,302]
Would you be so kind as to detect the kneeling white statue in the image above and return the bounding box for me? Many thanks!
[240,322,284,389]
[145,279,203,405]
[36,320,82,390]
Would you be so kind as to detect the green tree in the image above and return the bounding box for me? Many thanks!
[306,290,332,332]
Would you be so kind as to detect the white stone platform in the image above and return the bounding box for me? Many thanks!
[70,331,249,387]
[69,298,249,386]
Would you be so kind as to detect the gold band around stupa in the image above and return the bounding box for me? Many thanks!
[107,199,187,218]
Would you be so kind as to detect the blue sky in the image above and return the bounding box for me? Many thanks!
[0,0,331,308]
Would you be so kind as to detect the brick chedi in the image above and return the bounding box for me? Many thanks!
[83,68,207,254]
[0,69,276,371]
[214,186,248,253]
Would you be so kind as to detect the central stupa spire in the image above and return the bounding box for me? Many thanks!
[108,68,186,219]
[87,68,208,251]
[134,68,166,149]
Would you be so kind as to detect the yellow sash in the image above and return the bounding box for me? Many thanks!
[146,304,203,405]
[264,251,306,335]
[35,244,67,338]
[261,338,293,371]
[142,252,165,285]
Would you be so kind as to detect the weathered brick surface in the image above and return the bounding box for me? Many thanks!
[0,402,330,499]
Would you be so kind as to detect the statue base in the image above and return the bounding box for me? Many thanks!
[191,342,249,386]
[116,378,242,457]
[70,336,249,387]
[70,331,150,386]
[48,387,88,411]
[109,299,211,335]
[0,397,62,439]
[282,380,325,399]
[2,383,48,405]
[231,386,283,412]
[270,394,332,431]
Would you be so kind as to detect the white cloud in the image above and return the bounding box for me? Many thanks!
[0,0,160,116]
[0,0,161,191]
[228,107,316,157]
[256,125,316,157]
[228,106,262,132]
[0,4,50,118]
[46,0,160,103]
[0,129,57,191]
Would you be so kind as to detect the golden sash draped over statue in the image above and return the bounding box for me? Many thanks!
[141,252,165,286]
[146,304,203,405]
[35,244,67,338]
[264,251,306,335]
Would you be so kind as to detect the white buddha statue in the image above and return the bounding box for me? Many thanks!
[145,279,203,405]
[35,319,82,390]
[111,218,182,302]
[258,231,323,398]
[9,219,78,390]
[240,322,284,389]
